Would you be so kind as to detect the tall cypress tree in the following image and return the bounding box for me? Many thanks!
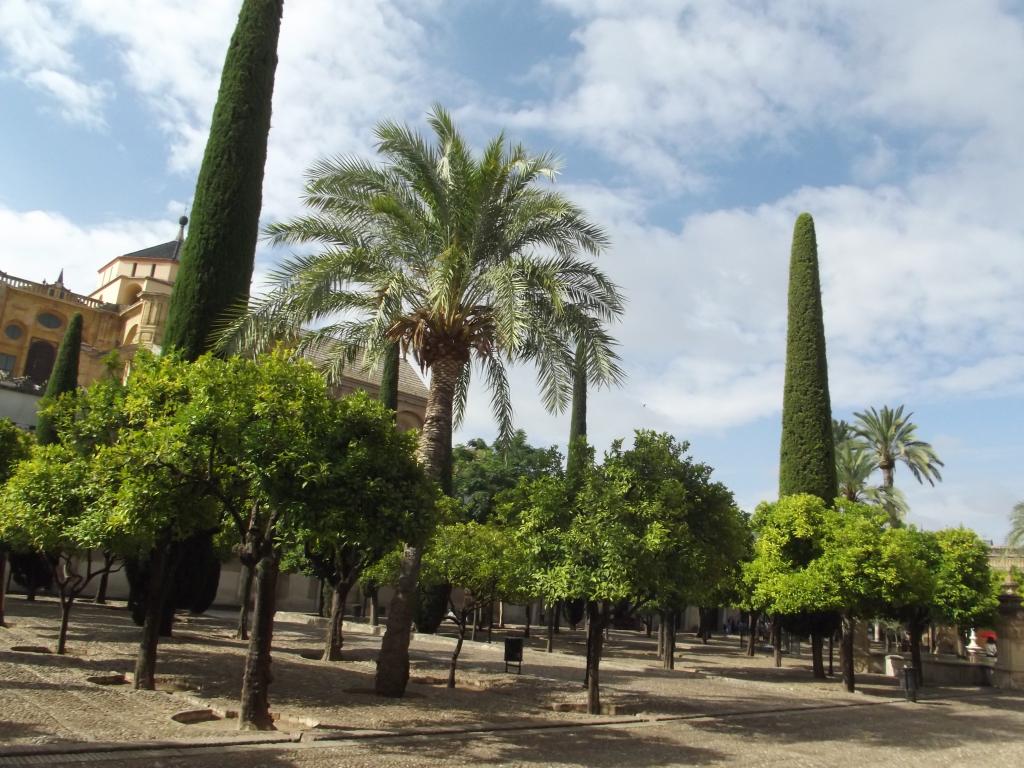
[779,213,837,502]
[131,0,283,694]
[36,313,82,445]
[161,0,284,360]
[565,340,588,491]
[778,213,837,680]
[379,342,400,414]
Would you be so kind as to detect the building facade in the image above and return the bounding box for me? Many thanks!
[0,219,428,430]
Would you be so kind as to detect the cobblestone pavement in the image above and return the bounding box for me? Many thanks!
[2,596,1023,766]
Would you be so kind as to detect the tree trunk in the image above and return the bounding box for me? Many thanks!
[811,632,825,678]
[880,462,894,489]
[662,610,675,670]
[772,619,782,667]
[0,551,8,627]
[746,611,758,657]
[376,356,460,698]
[237,560,255,640]
[239,552,279,730]
[523,602,531,638]
[840,614,856,693]
[134,545,173,691]
[448,621,466,688]
[56,595,73,655]
[375,543,421,697]
[586,602,607,715]
[323,579,354,661]
[546,600,555,652]
[93,553,113,604]
[646,614,653,638]
[369,585,380,626]
[657,613,665,659]
[910,620,924,688]
[829,633,835,675]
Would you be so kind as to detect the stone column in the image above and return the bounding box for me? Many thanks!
[992,575,1024,690]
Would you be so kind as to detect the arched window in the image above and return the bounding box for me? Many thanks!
[24,340,57,385]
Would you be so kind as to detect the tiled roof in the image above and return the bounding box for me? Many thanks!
[121,240,183,261]
[302,343,429,401]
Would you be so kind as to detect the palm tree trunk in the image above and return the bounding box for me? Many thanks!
[881,462,894,489]
[376,356,461,698]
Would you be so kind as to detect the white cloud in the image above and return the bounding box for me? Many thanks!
[523,1,1024,187]
[63,0,442,218]
[0,207,177,294]
[0,0,108,128]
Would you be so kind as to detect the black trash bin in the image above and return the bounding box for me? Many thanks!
[504,637,523,674]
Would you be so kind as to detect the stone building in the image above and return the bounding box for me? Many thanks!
[0,218,428,433]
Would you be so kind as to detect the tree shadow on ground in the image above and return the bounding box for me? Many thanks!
[686,690,1024,752]
[365,723,725,767]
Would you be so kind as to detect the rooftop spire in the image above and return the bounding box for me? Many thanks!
[173,215,189,259]
[55,268,64,285]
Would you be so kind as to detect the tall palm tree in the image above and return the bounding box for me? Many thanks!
[1009,501,1024,549]
[220,106,625,697]
[834,420,908,524]
[851,405,944,490]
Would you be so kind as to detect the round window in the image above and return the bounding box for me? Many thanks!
[4,324,23,340]
[37,312,62,329]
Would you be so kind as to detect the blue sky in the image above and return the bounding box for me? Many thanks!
[1,0,1021,541]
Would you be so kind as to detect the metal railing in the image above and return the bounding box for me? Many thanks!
[0,271,115,310]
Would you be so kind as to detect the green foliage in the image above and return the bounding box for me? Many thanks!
[36,312,83,445]
[747,494,997,629]
[422,521,530,611]
[931,527,999,626]
[745,494,834,616]
[0,419,32,484]
[508,431,745,611]
[0,444,94,553]
[603,431,749,610]
[282,391,437,587]
[779,213,837,503]
[162,0,284,360]
[452,431,562,523]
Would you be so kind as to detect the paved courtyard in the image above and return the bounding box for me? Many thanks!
[1,596,1022,766]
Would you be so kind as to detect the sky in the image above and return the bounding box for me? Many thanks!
[1,0,1021,541]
